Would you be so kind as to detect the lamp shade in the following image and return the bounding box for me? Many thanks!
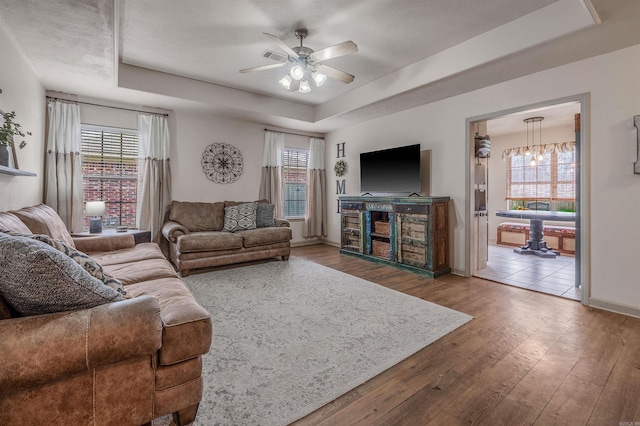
[85,201,106,216]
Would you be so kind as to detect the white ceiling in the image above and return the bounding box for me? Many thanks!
[0,0,639,133]
[487,102,581,137]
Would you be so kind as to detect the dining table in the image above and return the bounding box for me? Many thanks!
[495,209,576,258]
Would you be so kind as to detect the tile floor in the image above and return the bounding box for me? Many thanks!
[474,244,580,301]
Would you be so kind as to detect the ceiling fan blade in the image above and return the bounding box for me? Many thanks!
[317,64,355,84]
[263,33,299,59]
[311,41,358,62]
[239,63,286,73]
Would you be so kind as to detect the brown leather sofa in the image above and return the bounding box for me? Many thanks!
[0,204,212,425]
[162,200,292,276]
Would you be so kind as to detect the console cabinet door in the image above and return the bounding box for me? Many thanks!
[341,210,363,253]
[431,202,449,272]
[396,213,429,268]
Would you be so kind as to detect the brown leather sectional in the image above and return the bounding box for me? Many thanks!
[0,204,212,425]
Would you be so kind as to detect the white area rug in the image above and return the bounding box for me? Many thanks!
[181,257,473,426]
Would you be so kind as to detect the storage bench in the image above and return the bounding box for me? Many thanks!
[497,221,576,255]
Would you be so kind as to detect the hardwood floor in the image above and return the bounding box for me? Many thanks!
[290,244,640,426]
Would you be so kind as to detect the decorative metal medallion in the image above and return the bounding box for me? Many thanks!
[201,143,243,183]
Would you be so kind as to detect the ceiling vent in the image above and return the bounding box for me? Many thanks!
[261,50,288,63]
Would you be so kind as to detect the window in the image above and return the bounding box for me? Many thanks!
[506,143,576,212]
[81,126,139,229]
[283,147,308,218]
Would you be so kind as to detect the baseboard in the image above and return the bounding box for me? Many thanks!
[589,297,640,319]
[291,240,323,248]
[451,268,466,276]
[321,239,340,247]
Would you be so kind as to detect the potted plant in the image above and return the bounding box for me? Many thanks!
[0,111,31,167]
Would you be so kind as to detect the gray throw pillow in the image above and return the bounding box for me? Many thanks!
[0,230,128,298]
[256,203,275,228]
[223,202,257,232]
[0,233,125,316]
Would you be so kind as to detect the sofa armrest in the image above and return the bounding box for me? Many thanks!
[73,234,136,253]
[0,296,162,396]
[275,218,290,228]
[163,221,190,243]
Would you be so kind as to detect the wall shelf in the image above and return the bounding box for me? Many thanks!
[0,165,36,176]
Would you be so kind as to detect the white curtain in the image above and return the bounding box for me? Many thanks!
[259,130,285,218]
[303,137,327,238]
[136,114,171,243]
[45,100,83,233]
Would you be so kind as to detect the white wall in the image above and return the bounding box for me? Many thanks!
[486,122,577,244]
[0,23,45,211]
[325,43,640,313]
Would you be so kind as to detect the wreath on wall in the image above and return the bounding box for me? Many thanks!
[334,159,347,177]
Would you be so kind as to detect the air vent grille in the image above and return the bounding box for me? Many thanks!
[262,50,288,62]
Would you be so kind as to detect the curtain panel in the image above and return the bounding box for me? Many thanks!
[259,131,285,218]
[136,114,171,243]
[45,100,83,233]
[303,137,327,238]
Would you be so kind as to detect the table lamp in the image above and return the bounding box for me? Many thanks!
[85,201,106,234]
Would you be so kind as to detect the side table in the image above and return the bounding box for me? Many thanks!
[72,229,151,245]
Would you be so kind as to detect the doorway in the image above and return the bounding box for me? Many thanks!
[467,95,588,304]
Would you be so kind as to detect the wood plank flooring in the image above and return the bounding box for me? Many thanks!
[290,244,640,426]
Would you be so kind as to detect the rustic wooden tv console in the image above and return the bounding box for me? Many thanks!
[338,196,450,277]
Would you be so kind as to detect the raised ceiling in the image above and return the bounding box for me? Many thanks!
[0,0,639,133]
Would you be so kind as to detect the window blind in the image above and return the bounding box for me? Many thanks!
[81,127,139,228]
[283,148,309,217]
[505,142,576,202]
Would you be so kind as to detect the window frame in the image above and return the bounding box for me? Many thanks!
[81,125,140,229]
[282,147,309,219]
[505,144,576,212]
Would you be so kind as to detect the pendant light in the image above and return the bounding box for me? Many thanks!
[524,119,531,156]
[537,118,544,161]
[524,117,544,166]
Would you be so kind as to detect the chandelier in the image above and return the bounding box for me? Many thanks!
[524,117,544,166]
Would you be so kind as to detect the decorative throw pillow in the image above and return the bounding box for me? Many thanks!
[223,202,257,232]
[256,203,275,228]
[0,233,125,316]
[0,230,128,298]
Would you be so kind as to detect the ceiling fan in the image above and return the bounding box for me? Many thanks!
[239,29,358,92]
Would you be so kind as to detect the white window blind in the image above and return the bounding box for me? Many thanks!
[283,147,308,218]
[81,126,139,229]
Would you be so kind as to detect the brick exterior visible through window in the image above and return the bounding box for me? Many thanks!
[81,126,139,230]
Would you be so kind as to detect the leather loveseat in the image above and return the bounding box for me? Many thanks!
[162,200,292,276]
[0,204,212,425]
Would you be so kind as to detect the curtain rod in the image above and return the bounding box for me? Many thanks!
[46,96,169,117]
[264,128,324,139]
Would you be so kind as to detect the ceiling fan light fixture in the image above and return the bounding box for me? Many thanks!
[290,64,305,81]
[312,71,327,87]
[279,75,293,89]
[299,77,311,93]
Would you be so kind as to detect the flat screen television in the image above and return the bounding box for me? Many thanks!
[360,144,421,194]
